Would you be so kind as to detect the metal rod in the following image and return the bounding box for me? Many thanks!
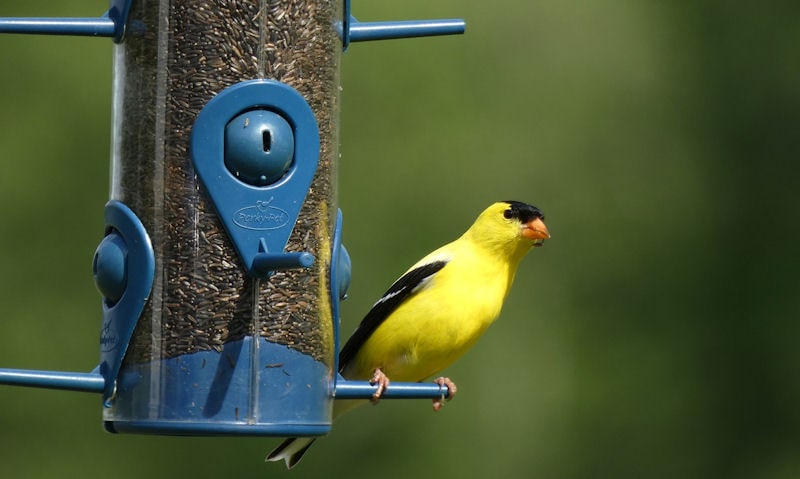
[251,251,315,277]
[349,18,466,43]
[0,17,116,37]
[0,368,105,393]
[334,380,451,399]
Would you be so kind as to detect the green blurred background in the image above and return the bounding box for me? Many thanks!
[1,1,798,477]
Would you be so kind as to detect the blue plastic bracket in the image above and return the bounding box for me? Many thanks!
[191,80,320,278]
[0,0,132,43]
[0,200,153,398]
[95,200,156,404]
[340,0,465,50]
[330,210,350,362]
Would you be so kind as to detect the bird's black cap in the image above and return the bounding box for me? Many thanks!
[502,200,544,223]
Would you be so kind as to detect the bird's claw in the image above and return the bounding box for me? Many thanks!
[369,368,390,404]
[432,377,457,411]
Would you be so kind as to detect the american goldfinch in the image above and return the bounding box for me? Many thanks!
[267,200,549,468]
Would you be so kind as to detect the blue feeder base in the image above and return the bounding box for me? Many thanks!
[104,336,332,436]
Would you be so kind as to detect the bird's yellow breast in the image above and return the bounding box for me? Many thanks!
[345,241,514,382]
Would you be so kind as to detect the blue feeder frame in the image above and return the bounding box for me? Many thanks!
[0,0,465,436]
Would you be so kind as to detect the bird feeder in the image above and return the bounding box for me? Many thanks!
[0,0,463,436]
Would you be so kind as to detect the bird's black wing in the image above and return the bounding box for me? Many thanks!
[338,260,448,373]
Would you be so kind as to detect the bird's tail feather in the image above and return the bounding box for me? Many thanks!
[265,437,316,469]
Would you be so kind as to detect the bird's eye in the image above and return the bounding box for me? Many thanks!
[503,209,513,219]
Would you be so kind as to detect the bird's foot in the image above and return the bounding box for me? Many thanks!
[369,368,390,404]
[432,377,457,412]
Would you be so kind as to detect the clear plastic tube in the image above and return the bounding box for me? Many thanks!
[105,0,341,435]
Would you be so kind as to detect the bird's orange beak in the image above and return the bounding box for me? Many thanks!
[522,217,550,246]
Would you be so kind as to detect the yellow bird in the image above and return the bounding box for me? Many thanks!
[267,201,550,468]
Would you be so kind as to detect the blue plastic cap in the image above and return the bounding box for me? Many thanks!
[93,231,128,305]
[337,244,351,300]
[224,110,295,186]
